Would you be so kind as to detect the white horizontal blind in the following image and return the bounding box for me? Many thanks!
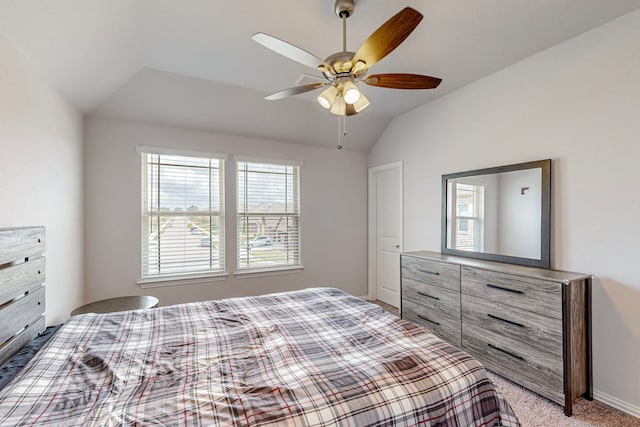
[141,152,224,278]
[237,160,300,270]
[454,183,484,251]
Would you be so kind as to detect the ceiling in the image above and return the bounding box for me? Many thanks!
[1,0,639,152]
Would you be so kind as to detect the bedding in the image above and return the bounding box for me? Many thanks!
[0,325,61,391]
[0,288,519,426]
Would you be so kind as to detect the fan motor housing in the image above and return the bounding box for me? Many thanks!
[324,51,356,76]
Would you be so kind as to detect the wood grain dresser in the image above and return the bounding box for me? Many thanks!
[0,227,46,366]
[400,250,592,416]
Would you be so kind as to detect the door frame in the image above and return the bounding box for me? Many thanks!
[368,161,404,301]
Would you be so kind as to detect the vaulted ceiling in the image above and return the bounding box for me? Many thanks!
[2,0,639,151]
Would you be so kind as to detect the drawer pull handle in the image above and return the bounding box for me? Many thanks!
[417,268,440,276]
[417,291,440,301]
[488,343,525,361]
[488,314,525,328]
[486,283,523,294]
[417,314,441,326]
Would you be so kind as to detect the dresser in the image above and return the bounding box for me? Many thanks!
[400,251,592,416]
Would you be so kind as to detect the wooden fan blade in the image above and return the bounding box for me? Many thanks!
[352,8,423,72]
[365,74,442,89]
[252,33,327,71]
[265,82,326,100]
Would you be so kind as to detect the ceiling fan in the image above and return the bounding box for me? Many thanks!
[252,0,442,116]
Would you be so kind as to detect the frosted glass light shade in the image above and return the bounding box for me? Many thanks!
[343,80,360,104]
[330,96,346,115]
[352,92,370,113]
[317,85,338,109]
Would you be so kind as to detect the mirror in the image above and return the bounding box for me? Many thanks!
[441,159,551,268]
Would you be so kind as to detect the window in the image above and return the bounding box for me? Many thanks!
[141,149,225,280]
[452,182,484,251]
[237,159,301,271]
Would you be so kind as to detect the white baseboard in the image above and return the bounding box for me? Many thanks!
[593,389,640,419]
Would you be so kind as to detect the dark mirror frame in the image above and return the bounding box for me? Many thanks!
[441,159,551,269]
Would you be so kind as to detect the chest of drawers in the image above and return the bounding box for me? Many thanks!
[400,251,592,416]
[401,256,461,346]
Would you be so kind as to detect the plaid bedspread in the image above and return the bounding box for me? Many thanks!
[0,288,519,426]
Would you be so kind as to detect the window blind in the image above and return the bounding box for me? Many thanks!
[237,160,300,270]
[141,152,225,278]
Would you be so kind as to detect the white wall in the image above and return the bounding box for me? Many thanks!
[497,168,542,258]
[84,117,368,305]
[369,9,640,416]
[0,33,84,324]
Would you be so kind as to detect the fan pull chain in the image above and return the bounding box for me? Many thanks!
[337,115,347,150]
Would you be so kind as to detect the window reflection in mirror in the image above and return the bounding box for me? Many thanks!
[447,182,485,252]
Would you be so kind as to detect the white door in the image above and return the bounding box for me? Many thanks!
[369,162,402,307]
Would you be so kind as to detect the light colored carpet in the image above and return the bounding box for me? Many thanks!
[489,372,640,427]
[368,300,640,426]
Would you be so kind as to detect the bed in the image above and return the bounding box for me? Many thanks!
[0,227,520,426]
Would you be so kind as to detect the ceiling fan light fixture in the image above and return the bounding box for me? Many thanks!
[317,96,331,109]
[343,80,360,104]
[330,95,347,115]
[352,92,370,113]
[317,85,338,109]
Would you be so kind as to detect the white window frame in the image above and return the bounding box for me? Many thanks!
[235,156,303,276]
[137,146,228,286]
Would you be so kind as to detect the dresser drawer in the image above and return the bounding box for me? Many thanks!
[402,300,461,346]
[401,255,460,292]
[461,293,562,356]
[403,277,460,319]
[461,267,562,319]
[462,323,563,398]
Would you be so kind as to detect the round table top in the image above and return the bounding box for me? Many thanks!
[71,295,159,316]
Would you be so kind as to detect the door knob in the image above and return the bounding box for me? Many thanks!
[393,244,400,248]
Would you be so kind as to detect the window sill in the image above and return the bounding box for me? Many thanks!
[138,272,229,289]
[234,265,304,279]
